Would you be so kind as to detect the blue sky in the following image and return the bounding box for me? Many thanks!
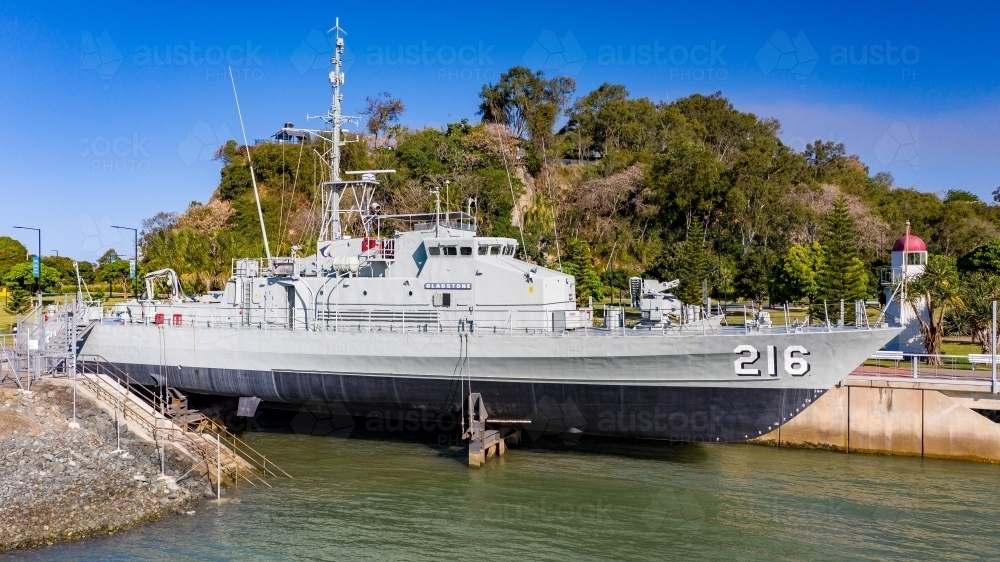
[1,0,998,261]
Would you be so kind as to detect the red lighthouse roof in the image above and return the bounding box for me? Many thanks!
[892,223,926,252]
[892,235,926,252]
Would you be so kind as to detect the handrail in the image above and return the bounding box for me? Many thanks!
[75,368,267,487]
[76,353,290,479]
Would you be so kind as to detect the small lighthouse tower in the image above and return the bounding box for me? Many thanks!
[883,221,929,352]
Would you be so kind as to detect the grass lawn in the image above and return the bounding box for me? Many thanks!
[941,340,984,356]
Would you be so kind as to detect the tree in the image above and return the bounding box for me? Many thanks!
[956,272,1000,353]
[97,259,132,299]
[647,137,725,238]
[42,255,76,285]
[478,67,575,153]
[563,83,628,160]
[97,248,121,266]
[360,92,406,146]
[4,288,31,315]
[0,236,27,278]
[561,238,604,306]
[2,261,60,294]
[816,198,869,323]
[733,246,774,304]
[944,189,980,203]
[771,242,823,304]
[907,254,962,360]
[958,239,1000,274]
[670,237,713,304]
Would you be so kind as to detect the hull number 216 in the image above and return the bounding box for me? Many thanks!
[733,345,810,376]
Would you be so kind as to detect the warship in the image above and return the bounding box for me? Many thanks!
[79,22,901,443]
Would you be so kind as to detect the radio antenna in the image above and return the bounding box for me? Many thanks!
[229,67,272,260]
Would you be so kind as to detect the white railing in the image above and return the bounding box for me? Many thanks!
[101,303,890,339]
[856,352,998,384]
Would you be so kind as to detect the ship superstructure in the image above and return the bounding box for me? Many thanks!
[80,21,902,443]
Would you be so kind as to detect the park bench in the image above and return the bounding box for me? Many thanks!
[968,354,996,370]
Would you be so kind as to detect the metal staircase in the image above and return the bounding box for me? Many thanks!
[75,355,291,487]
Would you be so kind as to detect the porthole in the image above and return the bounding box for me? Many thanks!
[408,291,413,296]
[363,291,368,296]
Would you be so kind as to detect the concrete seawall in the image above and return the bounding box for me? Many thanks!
[750,377,1000,463]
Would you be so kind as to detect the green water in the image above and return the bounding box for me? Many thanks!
[8,433,1000,561]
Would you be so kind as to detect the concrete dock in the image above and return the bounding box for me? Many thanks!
[751,370,1000,463]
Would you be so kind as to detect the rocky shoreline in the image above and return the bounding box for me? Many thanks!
[0,381,216,552]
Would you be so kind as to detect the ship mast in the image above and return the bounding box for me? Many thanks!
[316,18,352,242]
[329,17,345,183]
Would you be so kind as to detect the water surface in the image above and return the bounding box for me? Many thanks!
[8,433,1000,561]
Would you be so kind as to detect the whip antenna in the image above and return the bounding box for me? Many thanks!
[229,66,272,260]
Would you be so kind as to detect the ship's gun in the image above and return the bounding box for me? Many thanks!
[629,277,682,325]
[629,277,680,308]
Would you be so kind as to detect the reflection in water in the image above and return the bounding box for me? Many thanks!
[9,431,1000,562]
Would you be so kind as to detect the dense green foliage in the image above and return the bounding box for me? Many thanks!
[2,261,60,314]
[0,236,27,279]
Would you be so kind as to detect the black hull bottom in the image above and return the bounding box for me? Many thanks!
[104,363,825,442]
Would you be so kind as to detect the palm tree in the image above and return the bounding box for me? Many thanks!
[906,254,963,363]
[957,272,1000,354]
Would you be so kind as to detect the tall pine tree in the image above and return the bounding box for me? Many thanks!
[816,198,869,324]
[562,238,604,307]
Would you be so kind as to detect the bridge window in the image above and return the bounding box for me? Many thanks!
[460,246,472,256]
[478,245,488,255]
[502,245,515,256]
[428,246,440,256]
[444,246,457,256]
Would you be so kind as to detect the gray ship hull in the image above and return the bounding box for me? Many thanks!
[80,323,897,442]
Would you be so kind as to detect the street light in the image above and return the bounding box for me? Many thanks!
[112,225,138,298]
[12,226,42,381]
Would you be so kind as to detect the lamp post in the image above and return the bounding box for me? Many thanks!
[112,226,138,298]
[13,226,42,380]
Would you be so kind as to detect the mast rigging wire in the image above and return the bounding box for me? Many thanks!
[229,67,272,260]
[492,121,528,261]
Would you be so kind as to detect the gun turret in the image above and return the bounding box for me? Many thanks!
[629,277,680,307]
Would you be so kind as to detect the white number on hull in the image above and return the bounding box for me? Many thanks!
[784,345,810,376]
[734,345,810,377]
[734,345,760,376]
